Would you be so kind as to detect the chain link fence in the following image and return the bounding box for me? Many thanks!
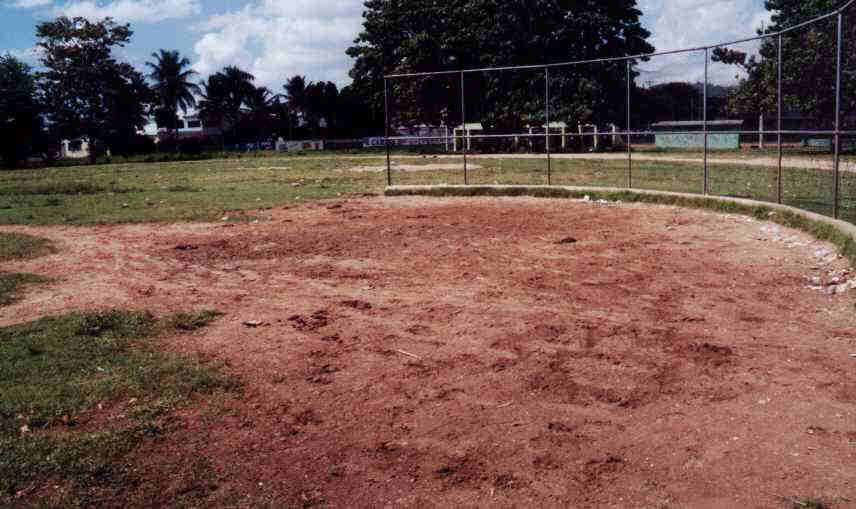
[384,1,856,225]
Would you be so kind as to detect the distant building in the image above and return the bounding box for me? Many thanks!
[650,120,743,149]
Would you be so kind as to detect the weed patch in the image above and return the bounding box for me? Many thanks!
[0,273,50,306]
[0,232,55,261]
[0,309,236,505]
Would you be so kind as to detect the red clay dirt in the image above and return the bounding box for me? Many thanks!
[2,196,856,508]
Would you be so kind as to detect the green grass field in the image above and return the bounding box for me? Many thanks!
[1,152,854,225]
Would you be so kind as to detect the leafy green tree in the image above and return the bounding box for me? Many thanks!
[36,16,151,163]
[347,0,653,131]
[0,54,42,168]
[146,49,201,137]
[198,65,255,144]
[712,0,856,127]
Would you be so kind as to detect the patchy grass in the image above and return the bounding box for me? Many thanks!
[0,272,51,306]
[163,309,223,332]
[789,497,831,509]
[0,152,854,226]
[0,309,237,506]
[0,232,55,261]
[0,156,386,225]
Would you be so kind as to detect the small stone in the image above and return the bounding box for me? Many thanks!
[243,320,264,327]
[20,425,30,434]
[121,203,129,208]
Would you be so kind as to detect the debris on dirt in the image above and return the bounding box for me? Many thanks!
[294,409,322,426]
[174,244,197,251]
[394,349,421,360]
[242,320,265,328]
[288,310,329,331]
[555,237,578,244]
[339,299,372,311]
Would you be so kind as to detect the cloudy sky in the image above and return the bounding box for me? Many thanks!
[1,0,775,89]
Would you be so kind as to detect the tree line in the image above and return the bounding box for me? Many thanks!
[1,16,374,167]
[1,0,844,167]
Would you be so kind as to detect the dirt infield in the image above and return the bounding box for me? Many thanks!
[2,196,856,507]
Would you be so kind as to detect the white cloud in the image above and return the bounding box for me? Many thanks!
[191,0,363,89]
[56,0,201,23]
[9,0,51,7]
[637,0,771,85]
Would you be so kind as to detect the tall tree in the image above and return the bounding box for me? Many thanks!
[198,65,255,143]
[146,49,201,136]
[36,16,150,163]
[713,0,856,126]
[283,75,309,136]
[347,0,653,131]
[0,54,42,168]
[242,85,277,142]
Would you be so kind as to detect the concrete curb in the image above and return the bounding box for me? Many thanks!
[385,184,856,263]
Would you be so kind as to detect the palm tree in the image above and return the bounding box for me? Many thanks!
[243,85,276,144]
[146,49,201,136]
[198,66,255,146]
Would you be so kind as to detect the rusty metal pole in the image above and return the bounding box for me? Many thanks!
[703,48,709,195]
[461,71,468,185]
[777,35,783,204]
[546,67,551,185]
[384,78,391,186]
[834,12,843,219]
[627,59,632,189]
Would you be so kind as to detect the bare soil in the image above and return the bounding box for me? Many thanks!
[2,196,856,508]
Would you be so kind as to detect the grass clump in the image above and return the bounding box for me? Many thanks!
[0,308,236,505]
[0,232,55,261]
[790,498,830,509]
[0,272,50,306]
[163,309,223,331]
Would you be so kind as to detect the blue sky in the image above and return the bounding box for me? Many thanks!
[1,0,772,89]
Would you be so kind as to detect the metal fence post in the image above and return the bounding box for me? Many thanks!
[461,71,468,185]
[834,12,843,219]
[777,34,783,204]
[703,48,709,195]
[627,60,632,189]
[545,67,551,185]
[384,78,391,186]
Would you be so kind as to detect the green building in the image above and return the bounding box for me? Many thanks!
[651,120,743,149]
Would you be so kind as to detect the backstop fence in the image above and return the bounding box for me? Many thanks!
[383,0,856,225]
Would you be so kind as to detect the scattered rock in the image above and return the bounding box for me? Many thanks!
[243,320,265,327]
